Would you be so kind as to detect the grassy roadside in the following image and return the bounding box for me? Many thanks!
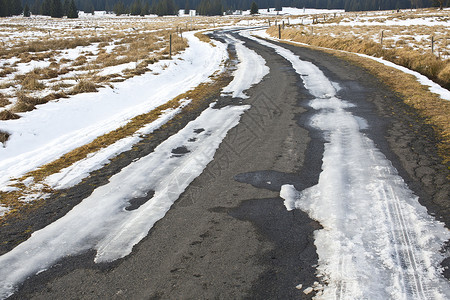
[266,26,450,90]
[0,32,231,223]
[265,30,450,166]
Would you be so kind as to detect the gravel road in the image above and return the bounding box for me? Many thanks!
[5,29,449,299]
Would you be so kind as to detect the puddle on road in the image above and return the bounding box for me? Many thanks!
[125,190,155,211]
[234,170,305,192]
[229,196,320,299]
[171,146,190,157]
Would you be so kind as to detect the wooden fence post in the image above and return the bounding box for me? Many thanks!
[380,30,384,46]
[431,36,434,54]
[169,34,172,58]
[278,24,281,39]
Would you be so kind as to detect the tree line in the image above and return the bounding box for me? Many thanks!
[0,0,78,17]
[0,0,447,18]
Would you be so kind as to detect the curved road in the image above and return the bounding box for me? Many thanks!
[4,29,450,299]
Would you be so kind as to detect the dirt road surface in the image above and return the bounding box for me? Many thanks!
[4,29,449,299]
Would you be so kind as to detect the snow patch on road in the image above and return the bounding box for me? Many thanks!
[221,33,269,99]
[247,33,450,299]
[0,104,249,299]
[44,100,189,190]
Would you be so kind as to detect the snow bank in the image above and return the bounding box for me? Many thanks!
[44,101,189,190]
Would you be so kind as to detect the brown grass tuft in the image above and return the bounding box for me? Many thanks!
[194,31,215,47]
[0,67,16,77]
[437,63,450,84]
[12,91,46,113]
[0,93,10,107]
[0,130,10,145]
[17,72,46,90]
[72,55,88,67]
[0,110,19,120]
[70,80,97,94]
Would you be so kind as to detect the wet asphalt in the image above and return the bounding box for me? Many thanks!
[5,29,449,299]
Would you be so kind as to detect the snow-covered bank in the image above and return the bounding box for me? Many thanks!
[44,100,190,190]
[243,32,450,299]
[355,53,450,101]
[252,29,450,102]
[0,31,227,191]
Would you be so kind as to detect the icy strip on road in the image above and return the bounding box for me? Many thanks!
[44,100,190,190]
[220,33,269,99]
[0,104,249,299]
[0,31,228,191]
[243,32,450,299]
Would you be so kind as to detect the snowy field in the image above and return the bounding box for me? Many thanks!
[280,8,450,58]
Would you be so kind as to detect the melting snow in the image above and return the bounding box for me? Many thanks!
[0,32,270,298]
[0,104,248,299]
[221,33,269,99]
[44,101,189,190]
[0,31,228,191]
[245,32,450,299]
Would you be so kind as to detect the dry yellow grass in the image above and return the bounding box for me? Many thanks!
[0,93,9,107]
[16,72,46,90]
[0,130,9,144]
[0,66,16,77]
[194,31,215,46]
[438,63,450,83]
[268,26,450,90]
[11,91,46,113]
[0,36,111,60]
[70,79,98,94]
[0,110,19,120]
